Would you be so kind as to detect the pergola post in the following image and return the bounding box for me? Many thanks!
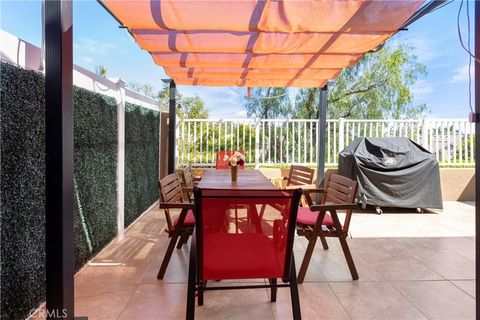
[44,0,74,319]
[474,0,479,316]
[168,79,177,174]
[116,79,126,241]
[316,85,328,188]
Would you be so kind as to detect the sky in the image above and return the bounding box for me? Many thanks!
[0,0,476,119]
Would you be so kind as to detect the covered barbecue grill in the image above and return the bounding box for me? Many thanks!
[337,137,443,212]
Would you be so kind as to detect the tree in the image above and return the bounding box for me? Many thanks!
[127,82,156,100]
[294,43,427,120]
[157,84,170,110]
[127,82,183,112]
[244,87,293,119]
[177,94,209,119]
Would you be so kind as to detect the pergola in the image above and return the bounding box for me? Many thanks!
[43,1,479,319]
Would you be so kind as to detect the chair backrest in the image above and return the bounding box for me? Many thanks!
[216,150,245,170]
[194,188,302,281]
[182,166,194,188]
[287,165,315,186]
[159,173,185,232]
[323,174,358,231]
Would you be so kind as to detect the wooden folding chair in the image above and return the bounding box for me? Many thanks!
[274,165,315,208]
[296,174,359,283]
[187,188,303,320]
[157,173,195,279]
[178,166,200,201]
[274,165,315,189]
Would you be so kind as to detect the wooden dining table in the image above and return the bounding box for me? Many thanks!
[197,169,276,190]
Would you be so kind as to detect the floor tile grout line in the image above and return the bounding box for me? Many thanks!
[325,281,353,320]
[448,280,476,300]
[116,283,190,320]
[405,253,448,282]
[389,281,432,320]
[114,283,141,320]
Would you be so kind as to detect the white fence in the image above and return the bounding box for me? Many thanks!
[177,118,475,167]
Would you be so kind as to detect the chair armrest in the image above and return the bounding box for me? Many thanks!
[302,188,325,206]
[159,202,195,210]
[270,178,285,189]
[309,203,359,212]
[182,187,194,193]
[284,184,317,190]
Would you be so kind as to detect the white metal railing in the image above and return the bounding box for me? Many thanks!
[0,29,160,111]
[177,118,475,167]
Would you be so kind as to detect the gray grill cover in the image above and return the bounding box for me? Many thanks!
[337,137,443,209]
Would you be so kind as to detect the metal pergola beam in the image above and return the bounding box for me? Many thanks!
[316,85,328,187]
[44,0,74,319]
[168,79,177,174]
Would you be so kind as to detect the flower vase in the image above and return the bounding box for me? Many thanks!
[231,165,238,181]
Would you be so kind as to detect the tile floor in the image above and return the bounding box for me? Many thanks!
[73,201,475,320]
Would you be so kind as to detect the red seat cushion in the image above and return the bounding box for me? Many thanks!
[174,209,195,227]
[296,206,334,227]
[203,233,283,280]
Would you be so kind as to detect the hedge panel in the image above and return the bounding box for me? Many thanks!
[0,62,46,320]
[0,63,118,320]
[73,87,118,269]
[124,103,159,226]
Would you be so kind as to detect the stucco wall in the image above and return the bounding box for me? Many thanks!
[190,167,474,201]
[439,168,475,201]
[259,167,475,201]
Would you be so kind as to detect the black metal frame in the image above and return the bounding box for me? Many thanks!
[400,0,447,30]
[45,1,75,319]
[168,79,177,174]
[316,85,328,188]
[186,188,302,320]
[45,1,479,319]
[474,1,479,316]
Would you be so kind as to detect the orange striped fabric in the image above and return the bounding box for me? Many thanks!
[101,0,424,88]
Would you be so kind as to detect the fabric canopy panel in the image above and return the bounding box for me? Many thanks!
[102,0,425,88]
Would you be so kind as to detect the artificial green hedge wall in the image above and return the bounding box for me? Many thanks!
[0,62,46,320]
[0,62,118,320]
[125,102,159,226]
[73,87,118,269]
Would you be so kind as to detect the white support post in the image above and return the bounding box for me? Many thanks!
[158,102,165,177]
[254,120,260,169]
[422,118,429,149]
[116,79,126,241]
[175,116,179,169]
[338,117,345,152]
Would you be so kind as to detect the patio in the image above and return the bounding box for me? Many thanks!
[2,1,477,319]
[73,201,475,320]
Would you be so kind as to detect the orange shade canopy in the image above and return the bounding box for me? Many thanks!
[101,0,424,88]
